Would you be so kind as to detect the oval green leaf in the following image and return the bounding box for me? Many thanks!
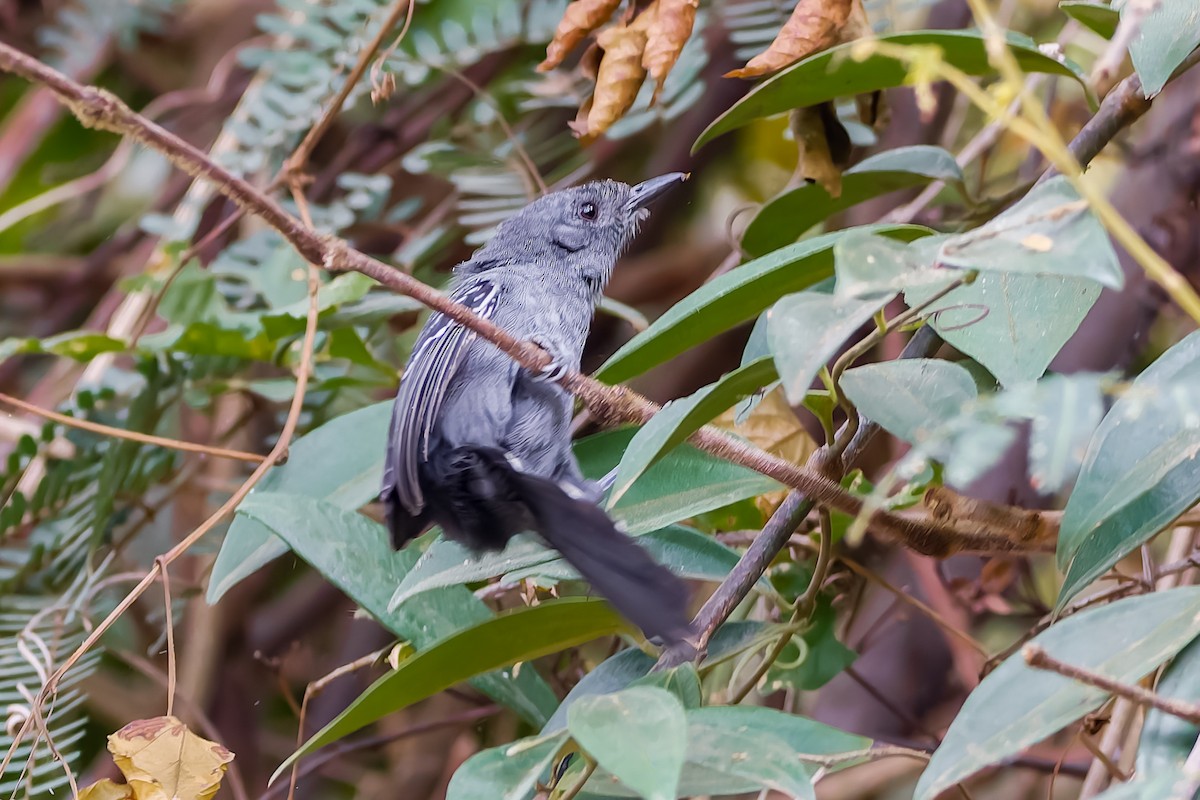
[446,732,568,800]
[769,291,892,403]
[914,587,1200,799]
[1060,1,1119,38]
[840,359,978,445]
[209,400,392,603]
[568,686,687,800]
[695,30,1087,151]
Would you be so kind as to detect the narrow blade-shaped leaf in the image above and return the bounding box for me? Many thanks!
[594,225,929,385]
[743,147,965,258]
[608,357,777,504]
[695,31,1087,151]
[914,587,1200,799]
[272,598,628,783]
[236,493,558,727]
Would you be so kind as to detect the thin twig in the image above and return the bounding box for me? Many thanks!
[154,556,177,720]
[257,705,500,800]
[1023,645,1200,724]
[0,391,266,464]
[284,0,416,177]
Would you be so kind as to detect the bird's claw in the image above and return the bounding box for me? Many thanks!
[529,338,570,384]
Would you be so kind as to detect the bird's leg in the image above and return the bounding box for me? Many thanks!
[527,335,572,384]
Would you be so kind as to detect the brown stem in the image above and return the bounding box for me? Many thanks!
[1023,644,1200,724]
[0,391,266,464]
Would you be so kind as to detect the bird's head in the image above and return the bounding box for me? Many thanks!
[469,172,688,295]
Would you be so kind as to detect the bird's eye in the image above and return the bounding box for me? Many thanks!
[579,201,598,220]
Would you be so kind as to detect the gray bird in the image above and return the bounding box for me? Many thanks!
[381,173,693,645]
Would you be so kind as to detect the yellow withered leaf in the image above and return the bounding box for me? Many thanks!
[77,780,134,800]
[725,0,855,78]
[641,0,699,98]
[538,0,624,72]
[790,104,845,197]
[106,716,234,800]
[714,387,817,515]
[573,24,648,142]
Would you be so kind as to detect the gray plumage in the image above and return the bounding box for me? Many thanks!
[381,173,693,645]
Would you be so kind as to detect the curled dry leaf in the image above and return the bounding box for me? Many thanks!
[76,716,235,800]
[789,104,846,197]
[641,0,700,98]
[570,24,648,143]
[538,0,624,72]
[725,0,855,79]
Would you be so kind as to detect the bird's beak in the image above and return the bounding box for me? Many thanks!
[627,172,689,211]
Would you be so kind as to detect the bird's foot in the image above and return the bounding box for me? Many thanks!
[529,336,571,384]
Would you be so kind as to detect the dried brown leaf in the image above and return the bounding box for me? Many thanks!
[538,0,624,72]
[725,0,855,79]
[575,24,648,142]
[641,0,699,98]
[790,105,844,197]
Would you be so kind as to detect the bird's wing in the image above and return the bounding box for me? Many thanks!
[383,277,504,516]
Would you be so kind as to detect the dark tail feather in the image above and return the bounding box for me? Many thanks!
[474,453,694,646]
[383,489,431,549]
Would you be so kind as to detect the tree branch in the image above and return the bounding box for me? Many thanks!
[0,40,1021,558]
[1023,645,1200,724]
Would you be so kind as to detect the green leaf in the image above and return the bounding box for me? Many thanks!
[447,732,568,800]
[914,587,1200,799]
[260,272,378,338]
[742,147,965,258]
[608,357,777,505]
[833,232,956,299]
[0,333,127,363]
[684,718,815,799]
[840,359,978,446]
[1138,635,1200,775]
[576,428,782,534]
[594,225,930,385]
[1057,331,1200,605]
[568,687,687,800]
[763,599,858,692]
[543,649,656,734]
[504,526,754,589]
[906,272,1101,387]
[1122,0,1200,96]
[235,493,559,729]
[694,31,1087,151]
[768,291,891,403]
[273,598,629,783]
[1004,373,1107,494]
[631,664,703,710]
[390,535,556,609]
[936,177,1123,289]
[1060,1,1119,38]
[209,401,393,602]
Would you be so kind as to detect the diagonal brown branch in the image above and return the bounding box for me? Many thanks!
[0,40,1022,558]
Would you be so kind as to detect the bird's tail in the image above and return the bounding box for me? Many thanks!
[430,446,695,646]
